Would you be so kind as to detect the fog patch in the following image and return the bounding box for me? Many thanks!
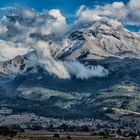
[64,61,109,80]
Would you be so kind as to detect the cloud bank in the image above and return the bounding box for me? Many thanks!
[75,0,140,26]
[64,61,109,80]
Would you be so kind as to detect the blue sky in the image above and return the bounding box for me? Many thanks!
[0,0,139,31]
[0,0,129,14]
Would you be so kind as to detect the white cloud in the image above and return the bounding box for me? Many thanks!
[0,7,68,40]
[35,41,70,79]
[47,9,68,36]
[20,8,36,19]
[0,24,8,34]
[76,2,127,25]
[128,0,140,13]
[76,0,140,26]
[0,40,29,61]
[64,61,109,80]
[76,5,102,23]
[49,9,66,22]
[127,0,140,25]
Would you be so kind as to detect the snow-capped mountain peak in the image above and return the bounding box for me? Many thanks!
[56,20,140,60]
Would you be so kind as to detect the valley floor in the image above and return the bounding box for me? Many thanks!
[0,132,134,140]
